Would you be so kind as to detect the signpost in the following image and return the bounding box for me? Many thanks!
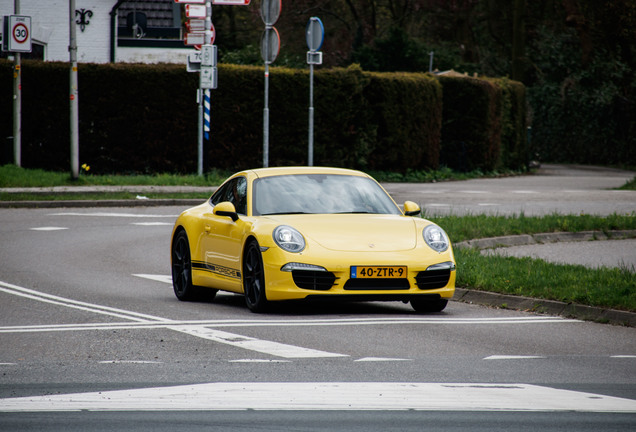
[306,17,324,166]
[2,7,32,168]
[185,4,206,18]
[260,0,281,168]
[7,15,31,52]
[177,0,249,175]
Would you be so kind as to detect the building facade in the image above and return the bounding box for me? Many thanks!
[1,0,194,63]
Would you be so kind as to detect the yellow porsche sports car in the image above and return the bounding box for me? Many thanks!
[171,167,455,313]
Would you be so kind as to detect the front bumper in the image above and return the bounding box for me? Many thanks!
[261,248,456,302]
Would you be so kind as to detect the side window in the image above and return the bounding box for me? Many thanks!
[233,177,247,215]
[209,177,247,215]
[210,181,232,206]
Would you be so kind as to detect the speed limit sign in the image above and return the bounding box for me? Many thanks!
[6,15,32,53]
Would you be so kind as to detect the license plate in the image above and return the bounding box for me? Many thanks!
[350,266,407,279]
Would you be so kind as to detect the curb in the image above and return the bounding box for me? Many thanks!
[452,288,636,327]
[452,230,636,327]
[454,230,636,249]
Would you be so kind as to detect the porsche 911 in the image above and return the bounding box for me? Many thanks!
[171,167,455,312]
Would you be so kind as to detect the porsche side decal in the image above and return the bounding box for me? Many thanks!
[192,260,241,280]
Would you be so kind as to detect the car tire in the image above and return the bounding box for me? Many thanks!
[243,240,268,313]
[410,298,448,313]
[171,229,217,302]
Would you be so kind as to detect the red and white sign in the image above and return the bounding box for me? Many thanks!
[185,4,206,18]
[7,15,32,53]
[186,19,205,32]
[185,32,205,46]
[213,0,250,5]
[174,0,205,3]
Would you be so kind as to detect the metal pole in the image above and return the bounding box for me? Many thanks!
[69,0,79,179]
[308,63,314,166]
[263,63,269,168]
[197,89,203,175]
[12,0,21,167]
[197,1,213,176]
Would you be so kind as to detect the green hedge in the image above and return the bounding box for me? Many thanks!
[0,60,525,175]
[365,71,442,171]
[436,74,527,172]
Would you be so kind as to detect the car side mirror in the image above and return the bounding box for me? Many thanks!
[214,201,239,221]
[403,201,421,216]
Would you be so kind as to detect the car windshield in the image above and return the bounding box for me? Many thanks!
[252,174,401,216]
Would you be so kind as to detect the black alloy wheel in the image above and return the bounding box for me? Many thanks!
[243,240,268,312]
[172,230,195,301]
[171,230,218,302]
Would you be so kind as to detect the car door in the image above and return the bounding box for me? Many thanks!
[200,177,248,292]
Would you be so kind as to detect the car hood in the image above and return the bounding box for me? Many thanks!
[267,214,418,252]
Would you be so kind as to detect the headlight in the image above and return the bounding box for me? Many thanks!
[273,225,305,253]
[423,224,450,253]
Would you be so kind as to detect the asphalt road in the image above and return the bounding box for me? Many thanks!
[385,163,635,216]
[0,165,635,431]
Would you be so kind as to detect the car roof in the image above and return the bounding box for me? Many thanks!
[243,166,371,179]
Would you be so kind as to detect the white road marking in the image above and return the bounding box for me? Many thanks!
[355,357,411,362]
[131,222,173,226]
[1,382,635,413]
[484,355,546,360]
[0,280,348,359]
[229,359,291,363]
[611,355,636,359]
[0,280,170,323]
[0,280,583,361]
[460,190,490,194]
[49,212,177,218]
[169,326,347,359]
[98,360,162,364]
[30,227,68,231]
[512,190,539,194]
[133,274,173,284]
[0,315,582,334]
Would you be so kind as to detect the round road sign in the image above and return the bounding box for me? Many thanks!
[261,27,280,64]
[260,0,281,26]
[306,17,324,52]
[13,23,29,44]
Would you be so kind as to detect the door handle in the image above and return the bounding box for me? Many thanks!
[205,225,211,233]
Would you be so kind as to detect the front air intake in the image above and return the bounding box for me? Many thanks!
[292,270,336,291]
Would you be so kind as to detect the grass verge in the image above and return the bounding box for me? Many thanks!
[0,164,525,190]
[620,176,636,190]
[437,213,636,313]
[0,164,229,188]
[455,247,636,312]
[0,192,210,201]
